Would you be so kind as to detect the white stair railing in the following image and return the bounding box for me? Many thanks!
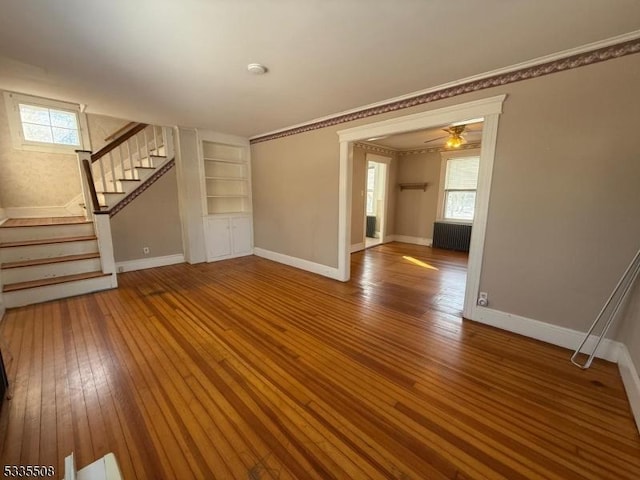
[88,124,173,208]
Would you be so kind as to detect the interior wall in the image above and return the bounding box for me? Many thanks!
[110,167,183,262]
[250,53,640,335]
[0,91,132,209]
[394,151,442,240]
[0,91,80,208]
[617,278,640,369]
[87,114,130,153]
[252,127,340,267]
[350,145,367,247]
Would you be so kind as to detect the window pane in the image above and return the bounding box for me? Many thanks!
[52,127,80,146]
[22,123,53,143]
[366,192,374,215]
[49,109,77,129]
[445,157,479,190]
[444,191,476,220]
[19,104,50,126]
[367,167,375,192]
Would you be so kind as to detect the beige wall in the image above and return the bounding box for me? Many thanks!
[350,146,367,246]
[395,151,442,239]
[87,113,130,153]
[0,91,131,208]
[251,53,640,334]
[111,167,183,262]
[0,92,80,207]
[617,279,640,369]
[252,127,340,267]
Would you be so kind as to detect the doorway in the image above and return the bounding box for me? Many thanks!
[337,95,506,320]
[364,154,389,249]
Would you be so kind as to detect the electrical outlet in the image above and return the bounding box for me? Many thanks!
[478,292,489,307]
[143,247,150,255]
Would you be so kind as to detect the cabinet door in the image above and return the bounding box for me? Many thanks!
[205,217,232,260]
[231,216,252,256]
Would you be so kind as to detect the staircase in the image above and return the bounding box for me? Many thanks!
[0,123,174,308]
[85,124,173,213]
[0,217,114,308]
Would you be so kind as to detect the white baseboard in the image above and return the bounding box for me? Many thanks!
[0,208,6,222]
[253,247,341,280]
[618,344,640,433]
[351,242,365,253]
[390,235,433,246]
[116,253,185,273]
[472,306,622,363]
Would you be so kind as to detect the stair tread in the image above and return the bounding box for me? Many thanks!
[2,252,100,269]
[117,178,141,182]
[96,191,125,195]
[0,235,97,248]
[3,271,109,292]
[135,166,156,170]
[1,216,90,228]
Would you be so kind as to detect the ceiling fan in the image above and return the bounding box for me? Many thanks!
[424,125,467,148]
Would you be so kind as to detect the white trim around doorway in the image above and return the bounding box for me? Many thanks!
[337,94,507,320]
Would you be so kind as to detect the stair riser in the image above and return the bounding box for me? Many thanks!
[2,258,102,284]
[114,167,155,192]
[0,223,94,243]
[97,156,169,208]
[3,274,116,308]
[0,240,99,263]
[97,192,125,206]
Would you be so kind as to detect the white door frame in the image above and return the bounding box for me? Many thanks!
[337,94,506,319]
[365,153,391,245]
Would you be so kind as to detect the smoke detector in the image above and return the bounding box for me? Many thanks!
[247,63,268,75]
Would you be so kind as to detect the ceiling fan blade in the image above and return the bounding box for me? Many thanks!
[424,135,449,144]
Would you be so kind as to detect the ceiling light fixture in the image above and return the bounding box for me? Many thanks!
[247,63,268,75]
[445,125,466,149]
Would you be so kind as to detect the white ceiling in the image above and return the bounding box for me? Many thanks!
[371,122,483,150]
[0,1,639,138]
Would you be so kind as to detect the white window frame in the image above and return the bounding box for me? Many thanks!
[3,91,91,154]
[437,148,481,224]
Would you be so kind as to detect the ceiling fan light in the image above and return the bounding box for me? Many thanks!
[446,134,464,148]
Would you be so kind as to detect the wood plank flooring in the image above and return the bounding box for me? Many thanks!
[0,242,638,479]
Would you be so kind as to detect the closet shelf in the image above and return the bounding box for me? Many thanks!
[399,182,428,191]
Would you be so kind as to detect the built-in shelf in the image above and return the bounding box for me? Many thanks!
[206,195,249,198]
[399,182,429,191]
[202,141,251,215]
[203,157,244,164]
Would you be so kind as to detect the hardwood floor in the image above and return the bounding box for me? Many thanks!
[0,242,638,479]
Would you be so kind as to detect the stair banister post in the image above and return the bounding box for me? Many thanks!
[164,126,174,159]
[93,214,118,287]
[76,150,95,221]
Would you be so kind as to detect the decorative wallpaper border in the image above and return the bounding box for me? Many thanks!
[108,158,175,218]
[353,141,482,157]
[397,142,482,156]
[352,142,397,156]
[250,38,640,145]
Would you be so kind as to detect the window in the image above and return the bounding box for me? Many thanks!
[3,91,90,153]
[366,165,376,215]
[443,156,479,221]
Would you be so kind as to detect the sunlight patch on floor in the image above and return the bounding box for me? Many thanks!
[402,255,439,270]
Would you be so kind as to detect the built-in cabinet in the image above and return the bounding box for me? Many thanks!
[199,136,253,262]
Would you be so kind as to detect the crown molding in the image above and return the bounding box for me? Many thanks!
[398,142,482,156]
[250,32,640,145]
[353,142,398,156]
